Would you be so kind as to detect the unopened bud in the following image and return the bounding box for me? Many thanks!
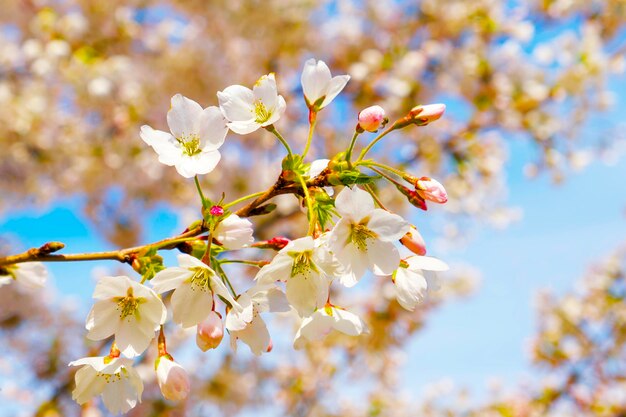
[155,356,190,401]
[415,177,448,204]
[210,205,224,216]
[400,226,427,255]
[38,241,65,254]
[409,103,446,125]
[396,184,427,210]
[266,339,273,353]
[357,105,387,132]
[252,236,290,250]
[196,311,224,351]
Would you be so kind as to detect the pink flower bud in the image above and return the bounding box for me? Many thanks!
[415,177,448,204]
[196,311,224,351]
[155,356,190,401]
[400,226,427,256]
[358,105,386,132]
[210,205,224,216]
[410,103,446,124]
[267,236,290,250]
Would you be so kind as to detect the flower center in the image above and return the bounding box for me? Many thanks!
[177,134,202,157]
[189,267,214,292]
[289,250,317,277]
[350,221,377,252]
[98,367,128,384]
[253,100,271,124]
[114,287,143,320]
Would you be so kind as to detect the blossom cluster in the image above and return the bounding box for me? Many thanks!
[2,59,449,414]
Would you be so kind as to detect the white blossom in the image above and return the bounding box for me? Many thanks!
[214,214,254,249]
[217,73,286,134]
[294,304,367,349]
[226,285,289,355]
[140,94,228,178]
[86,276,166,358]
[151,254,242,328]
[301,59,350,110]
[0,262,47,289]
[255,236,345,316]
[329,187,410,287]
[69,356,143,414]
[393,256,448,311]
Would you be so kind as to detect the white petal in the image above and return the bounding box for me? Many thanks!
[92,275,132,300]
[367,240,400,276]
[227,120,260,135]
[150,267,190,294]
[174,151,221,178]
[301,59,331,105]
[254,287,290,313]
[286,272,328,317]
[217,86,254,121]
[309,159,330,178]
[233,316,270,356]
[72,365,106,405]
[252,73,278,110]
[101,369,142,414]
[198,106,228,151]
[406,255,449,272]
[116,318,156,358]
[225,293,254,331]
[255,253,293,285]
[332,235,369,286]
[171,283,213,328]
[334,186,375,220]
[394,267,427,311]
[167,94,203,138]
[139,125,181,166]
[293,309,334,349]
[332,307,367,336]
[320,75,350,108]
[366,209,410,241]
[0,276,11,287]
[178,253,206,269]
[85,300,119,340]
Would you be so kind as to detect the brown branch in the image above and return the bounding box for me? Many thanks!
[0,169,333,268]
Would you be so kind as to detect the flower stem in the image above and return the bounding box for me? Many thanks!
[219,259,266,267]
[364,184,388,210]
[296,172,316,236]
[157,326,168,357]
[194,175,208,209]
[364,166,405,188]
[345,130,361,168]
[223,191,267,210]
[355,160,406,177]
[213,261,237,297]
[201,233,213,266]
[302,110,317,158]
[266,125,293,158]
[356,125,396,162]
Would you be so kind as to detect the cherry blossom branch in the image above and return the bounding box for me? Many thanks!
[0,225,207,267]
[0,170,331,267]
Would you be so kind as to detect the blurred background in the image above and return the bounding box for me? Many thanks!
[1,0,626,416]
